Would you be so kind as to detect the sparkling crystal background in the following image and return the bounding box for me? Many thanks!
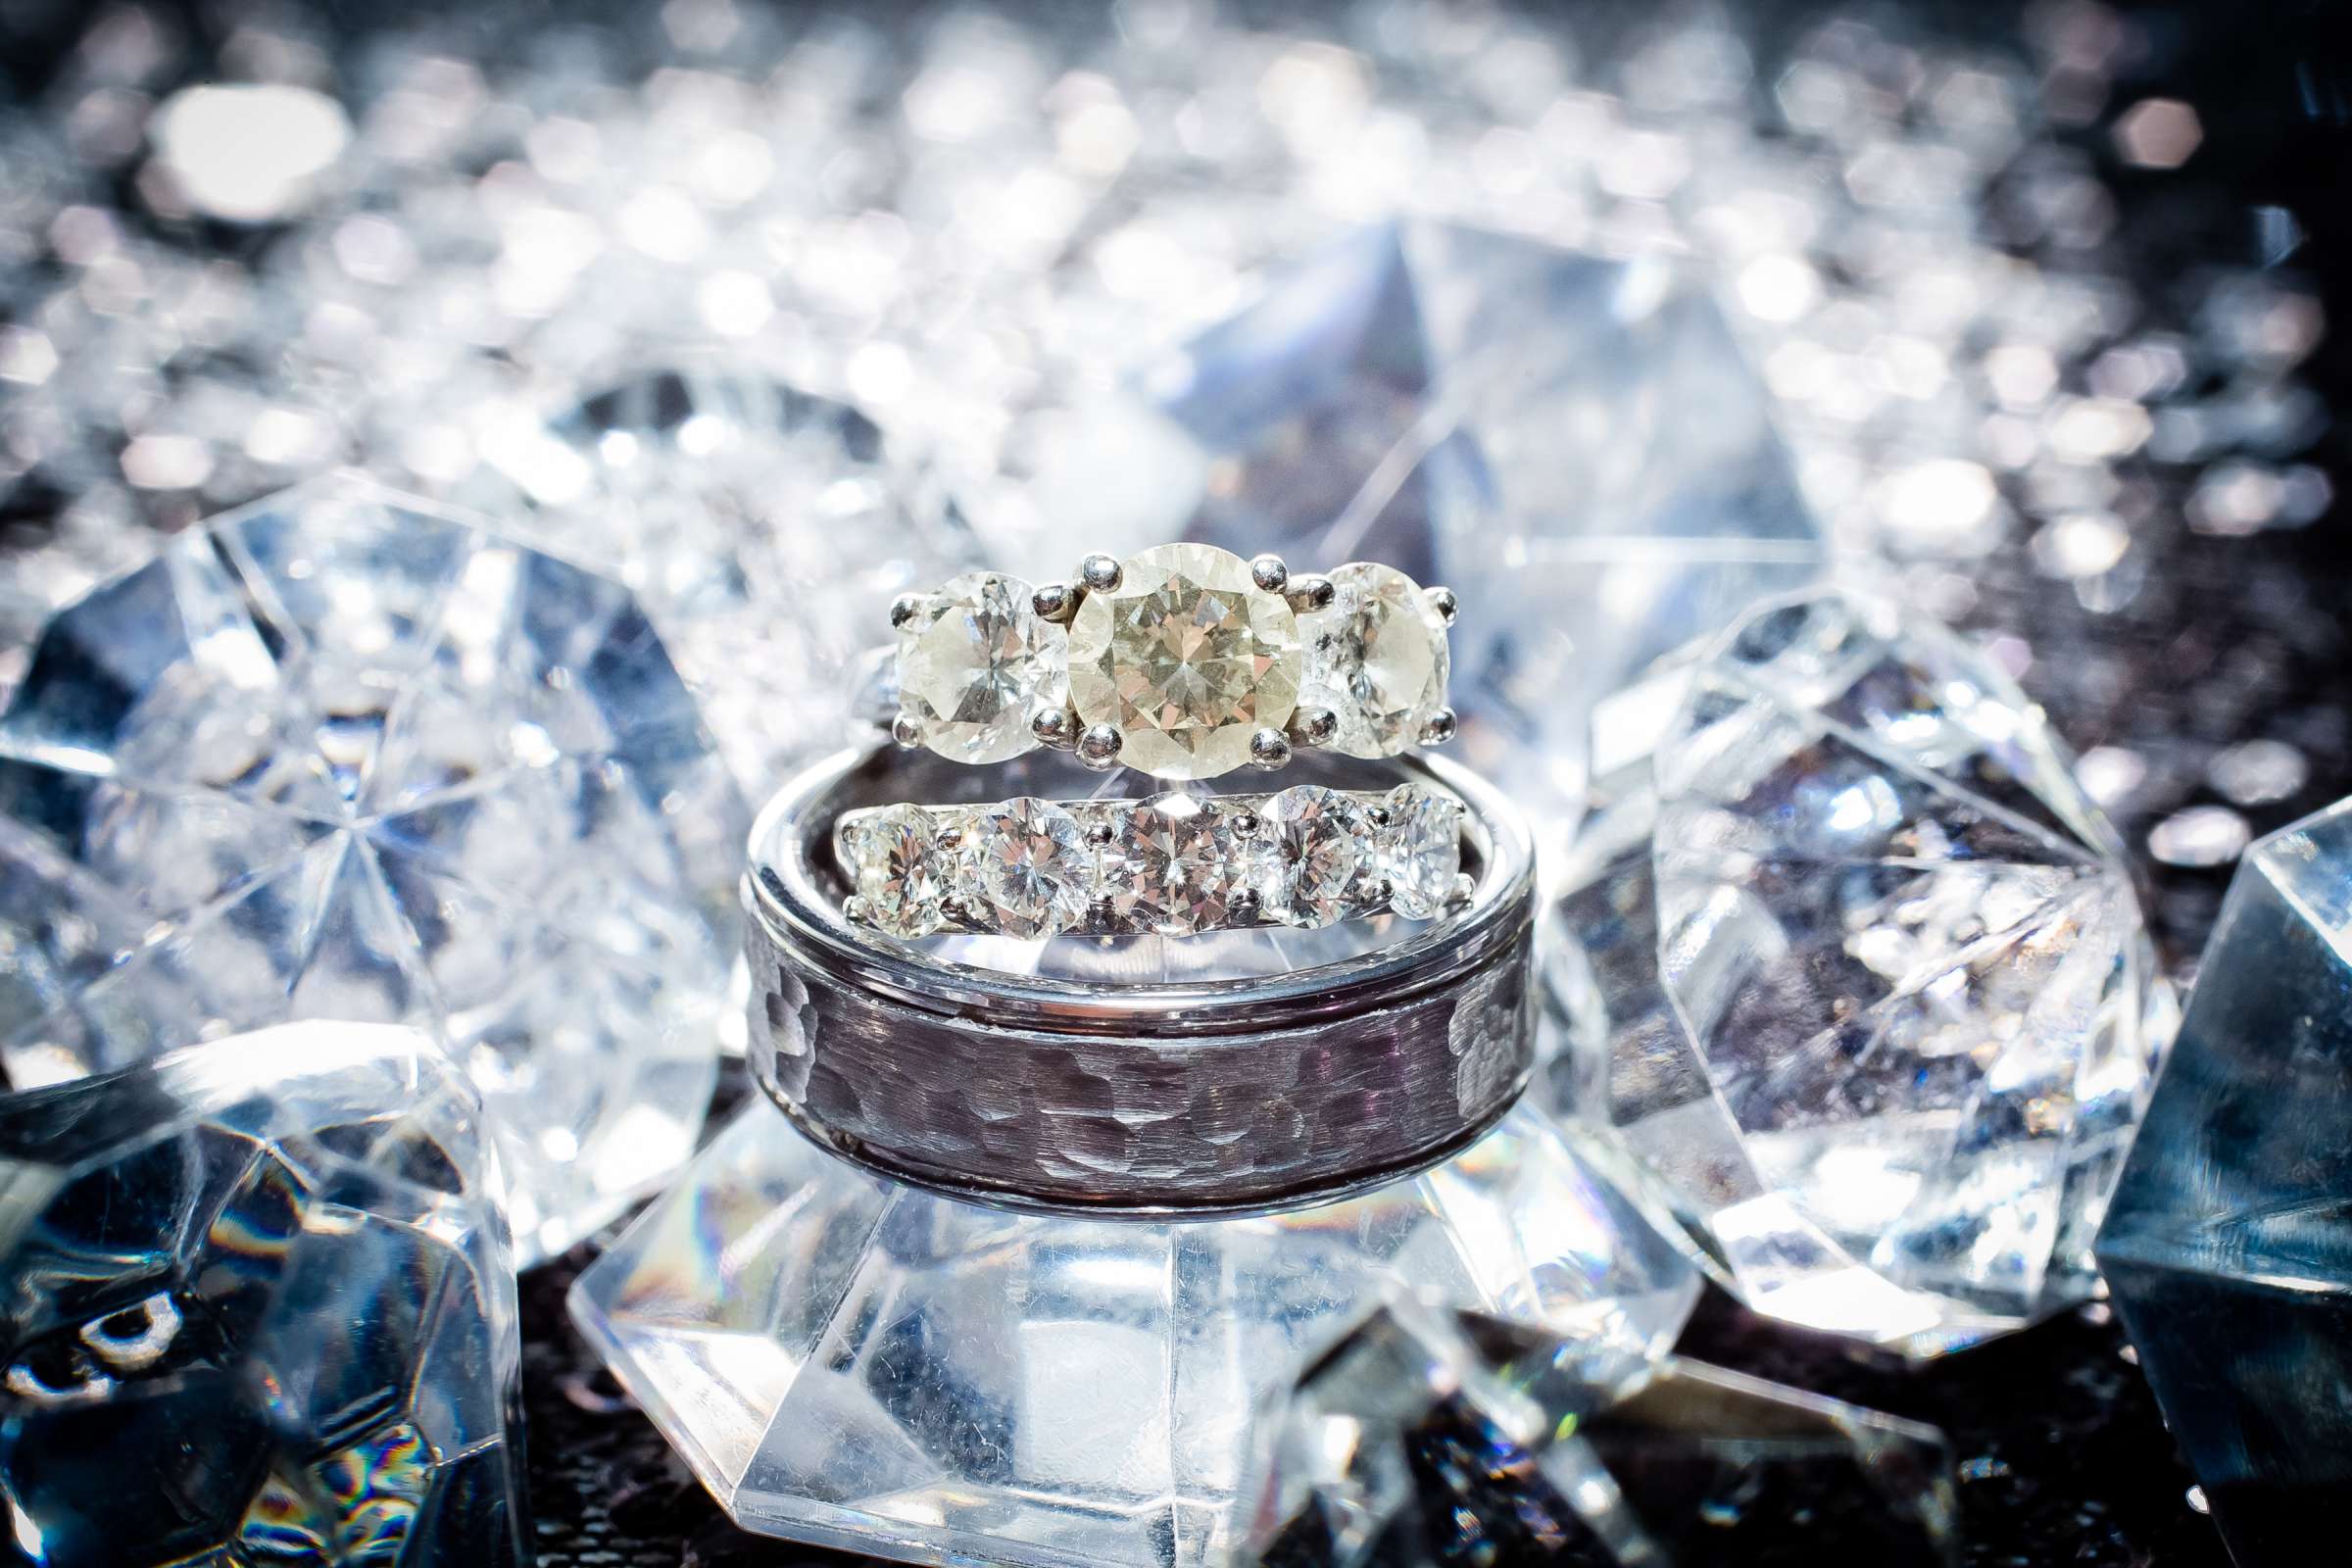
[2,0,2348,1565]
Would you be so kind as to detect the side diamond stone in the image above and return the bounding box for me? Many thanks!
[1384,785,1462,918]
[1103,793,1259,935]
[965,798,1091,939]
[1261,785,1367,928]
[1301,563,1451,759]
[897,571,1067,764]
[846,805,943,938]
[1067,543,1300,781]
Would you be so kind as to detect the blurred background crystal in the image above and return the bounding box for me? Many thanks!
[569,1101,1701,1568]
[1052,218,1828,835]
[1543,587,2172,1356]
[0,474,746,1263]
[0,2,2328,899]
[1247,1297,1958,1567]
[2097,794,2352,1567]
[0,1020,528,1567]
[472,366,979,793]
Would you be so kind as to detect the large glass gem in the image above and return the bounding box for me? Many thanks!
[1544,588,2169,1356]
[1248,1298,1957,1568]
[483,368,979,792]
[0,475,747,1264]
[568,1102,1700,1568]
[2097,795,2352,1567]
[1072,220,1825,827]
[0,1021,528,1568]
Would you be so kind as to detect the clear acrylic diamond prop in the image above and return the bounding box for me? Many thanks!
[2097,794,2352,1567]
[481,367,979,794]
[568,1101,1700,1568]
[1543,587,2170,1356]
[1247,1297,1958,1568]
[1059,220,1826,829]
[0,474,746,1264]
[0,1021,528,1567]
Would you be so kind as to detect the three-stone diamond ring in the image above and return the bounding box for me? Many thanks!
[883,543,1459,782]
[836,781,1466,941]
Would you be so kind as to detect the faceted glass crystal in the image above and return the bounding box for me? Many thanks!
[1098,220,1824,826]
[2097,795,2352,1566]
[1103,792,1258,935]
[1249,1299,1958,1568]
[1299,563,1450,760]
[1261,786,1368,929]
[962,797,1092,938]
[0,476,746,1263]
[487,368,977,792]
[569,1102,1699,1568]
[0,1022,527,1568]
[1068,543,1301,781]
[1543,588,2169,1356]
[898,571,1069,764]
[1381,784,1461,921]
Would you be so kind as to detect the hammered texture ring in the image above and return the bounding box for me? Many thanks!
[743,745,1538,1215]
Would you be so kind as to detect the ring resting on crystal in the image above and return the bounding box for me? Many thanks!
[835,782,1467,941]
[743,743,1537,1214]
[881,542,1459,781]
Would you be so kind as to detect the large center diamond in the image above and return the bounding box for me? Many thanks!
[0,476,747,1264]
[1067,542,1299,780]
[1051,220,1826,826]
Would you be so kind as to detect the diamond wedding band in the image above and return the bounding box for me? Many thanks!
[837,781,1466,940]
[884,543,1458,782]
[744,744,1537,1213]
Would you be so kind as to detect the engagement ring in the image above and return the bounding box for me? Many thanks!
[883,543,1458,780]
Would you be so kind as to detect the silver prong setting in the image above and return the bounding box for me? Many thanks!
[1424,585,1459,625]
[1249,728,1293,771]
[1228,809,1258,838]
[1033,581,1077,624]
[889,592,930,630]
[1417,707,1458,747]
[1227,887,1262,924]
[1250,554,1289,594]
[843,894,871,924]
[1287,706,1337,749]
[1032,705,1078,750]
[1078,723,1124,771]
[1079,553,1123,594]
[1284,573,1336,613]
[1359,876,1393,908]
[890,713,923,749]
[1449,871,1476,906]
